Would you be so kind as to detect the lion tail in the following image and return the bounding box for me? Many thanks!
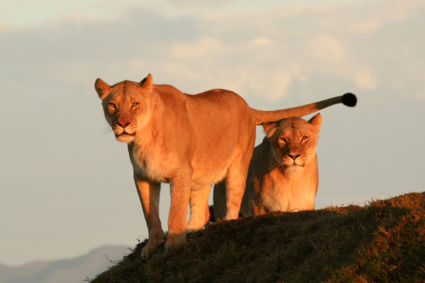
[251,93,357,125]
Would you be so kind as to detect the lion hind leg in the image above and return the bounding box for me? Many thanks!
[224,163,249,220]
[187,184,212,232]
[222,133,254,221]
[212,181,227,221]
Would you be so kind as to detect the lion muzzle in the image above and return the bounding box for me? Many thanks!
[112,122,136,142]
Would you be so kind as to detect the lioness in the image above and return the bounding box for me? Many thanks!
[213,101,356,218]
[229,114,322,216]
[94,73,356,258]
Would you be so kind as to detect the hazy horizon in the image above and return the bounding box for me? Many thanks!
[1,0,424,265]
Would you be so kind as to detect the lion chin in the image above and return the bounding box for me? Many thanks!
[116,133,135,143]
[282,164,305,174]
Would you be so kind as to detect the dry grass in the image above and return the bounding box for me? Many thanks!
[92,192,425,283]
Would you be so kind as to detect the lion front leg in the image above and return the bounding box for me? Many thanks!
[166,173,192,251]
[134,175,164,259]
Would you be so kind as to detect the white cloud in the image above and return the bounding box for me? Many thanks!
[415,91,425,101]
[251,37,272,47]
[348,0,425,34]
[230,68,294,101]
[0,0,149,27]
[3,0,423,102]
[386,0,425,22]
[169,37,227,59]
[350,19,383,33]
[306,34,346,62]
[354,67,378,90]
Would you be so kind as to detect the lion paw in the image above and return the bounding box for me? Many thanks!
[140,240,162,260]
[164,233,187,252]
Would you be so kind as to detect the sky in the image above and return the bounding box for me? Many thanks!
[1,0,424,265]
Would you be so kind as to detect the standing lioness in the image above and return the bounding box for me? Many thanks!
[94,73,355,258]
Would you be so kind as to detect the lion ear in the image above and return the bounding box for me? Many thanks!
[309,113,322,131]
[263,121,278,138]
[140,73,153,91]
[94,78,111,100]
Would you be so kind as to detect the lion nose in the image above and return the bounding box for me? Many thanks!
[116,120,131,128]
[288,154,300,160]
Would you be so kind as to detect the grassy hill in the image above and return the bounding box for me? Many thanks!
[92,192,425,282]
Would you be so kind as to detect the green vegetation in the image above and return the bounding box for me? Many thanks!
[93,192,425,282]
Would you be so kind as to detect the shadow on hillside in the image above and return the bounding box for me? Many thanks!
[93,192,425,282]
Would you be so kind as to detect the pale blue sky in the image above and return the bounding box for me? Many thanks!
[1,0,424,265]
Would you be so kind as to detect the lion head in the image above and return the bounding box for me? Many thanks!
[94,74,154,143]
[263,113,322,174]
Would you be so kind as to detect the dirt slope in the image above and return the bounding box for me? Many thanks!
[93,192,425,283]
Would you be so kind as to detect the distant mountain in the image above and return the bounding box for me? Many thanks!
[0,245,128,283]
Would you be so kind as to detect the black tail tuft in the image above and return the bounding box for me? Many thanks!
[341,93,357,107]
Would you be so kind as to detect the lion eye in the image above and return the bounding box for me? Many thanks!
[301,136,309,143]
[108,102,116,109]
[131,102,140,109]
[279,137,287,144]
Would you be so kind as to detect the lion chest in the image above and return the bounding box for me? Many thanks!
[258,168,317,212]
[129,142,176,182]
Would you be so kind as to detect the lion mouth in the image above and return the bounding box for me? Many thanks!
[115,132,136,138]
[115,132,136,143]
[284,163,304,167]
[281,161,305,168]
[292,164,304,168]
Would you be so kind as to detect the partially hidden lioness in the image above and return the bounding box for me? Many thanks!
[94,73,356,258]
[213,98,356,218]
[237,114,323,216]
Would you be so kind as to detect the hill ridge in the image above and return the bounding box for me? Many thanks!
[93,192,425,282]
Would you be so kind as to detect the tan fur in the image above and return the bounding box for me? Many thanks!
[94,74,348,257]
[216,114,321,217]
